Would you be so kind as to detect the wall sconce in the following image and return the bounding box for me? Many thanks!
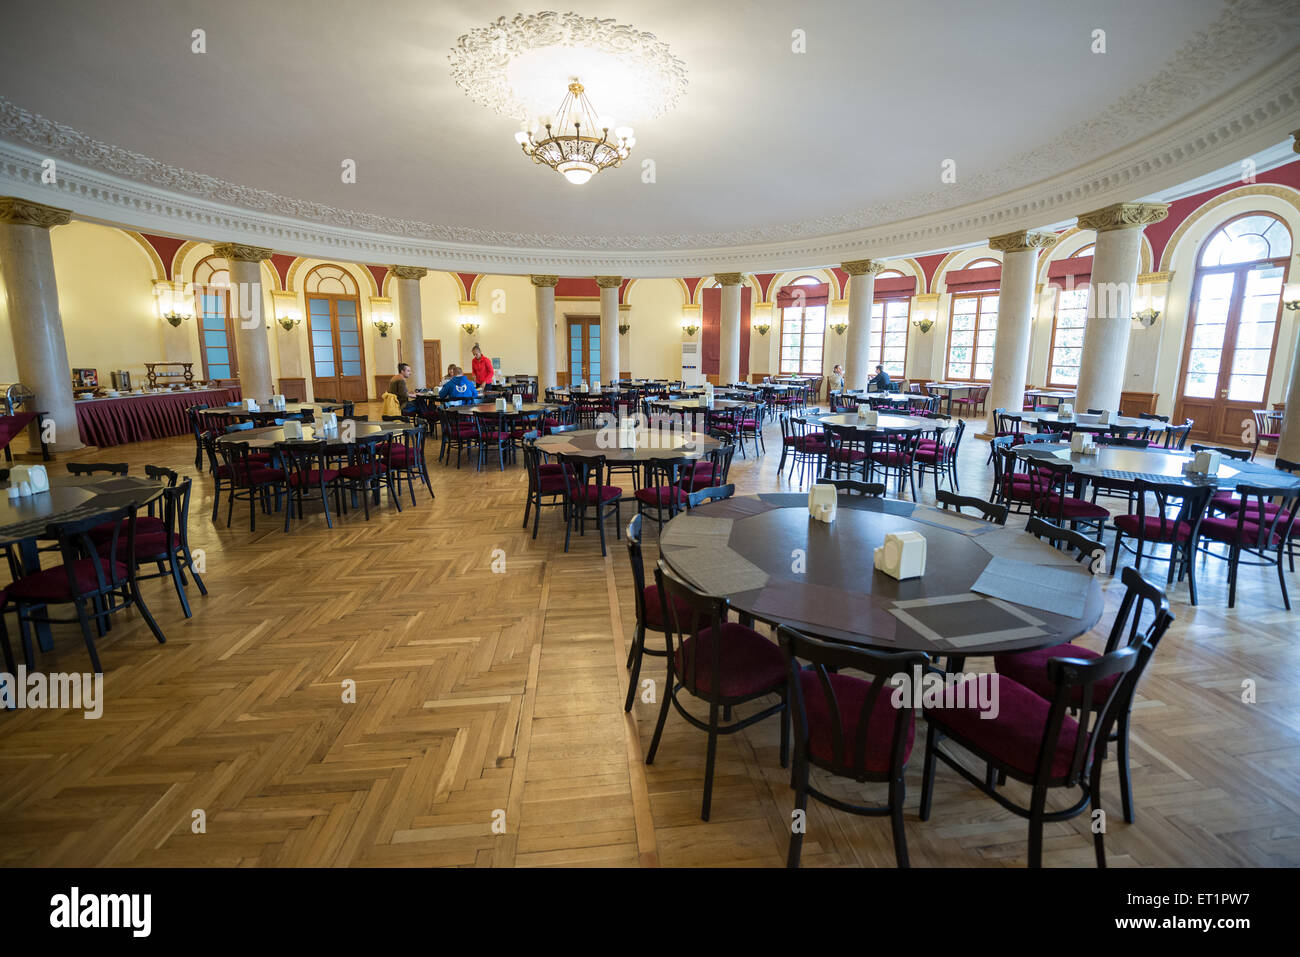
[618,322,630,335]
[753,322,771,336]
[829,321,849,336]
[461,321,481,335]
[277,315,302,331]
[1284,283,1300,311]
[1132,308,1161,328]
[911,318,935,334]
[163,311,191,328]
[373,318,394,337]
[155,283,192,327]
[681,321,700,336]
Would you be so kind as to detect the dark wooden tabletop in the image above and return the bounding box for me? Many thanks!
[535,429,720,462]
[1018,411,1169,432]
[454,402,554,416]
[659,492,1104,656]
[214,420,412,449]
[811,412,934,431]
[0,474,167,546]
[1012,442,1300,491]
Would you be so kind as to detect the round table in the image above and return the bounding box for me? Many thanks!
[1017,411,1168,434]
[1011,443,1300,492]
[535,428,719,463]
[812,412,934,432]
[453,402,554,417]
[658,492,1104,657]
[215,421,413,450]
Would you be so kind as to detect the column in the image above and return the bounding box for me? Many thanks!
[391,266,428,387]
[716,272,744,385]
[213,243,274,401]
[1277,318,1300,463]
[596,276,621,383]
[842,259,884,390]
[983,230,1055,433]
[1073,203,1169,413]
[531,274,559,390]
[0,197,82,452]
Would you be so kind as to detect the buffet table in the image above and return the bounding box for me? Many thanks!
[76,387,242,447]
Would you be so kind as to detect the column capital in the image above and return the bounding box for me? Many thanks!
[0,197,72,228]
[715,272,745,286]
[530,274,560,287]
[595,275,623,288]
[1292,128,1300,153]
[987,229,1056,253]
[840,259,886,276]
[213,242,273,262]
[390,265,428,280]
[1076,203,1169,233]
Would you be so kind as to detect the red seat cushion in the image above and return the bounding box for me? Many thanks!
[1198,515,1279,545]
[674,623,786,699]
[828,448,867,462]
[338,462,388,478]
[642,583,692,629]
[287,468,339,486]
[994,643,1118,708]
[924,674,1083,780]
[871,450,914,466]
[1112,514,1193,542]
[799,669,914,772]
[97,531,181,561]
[572,484,622,503]
[914,446,951,464]
[1036,494,1109,520]
[388,447,415,466]
[8,559,130,602]
[90,515,166,542]
[634,485,688,508]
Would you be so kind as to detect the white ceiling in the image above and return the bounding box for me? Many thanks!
[1,0,1298,269]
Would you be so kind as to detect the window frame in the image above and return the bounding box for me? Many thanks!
[868,295,911,379]
[944,290,999,382]
[1045,284,1090,389]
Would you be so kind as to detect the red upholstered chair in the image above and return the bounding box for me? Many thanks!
[521,440,571,539]
[622,514,692,713]
[921,642,1140,868]
[275,439,341,532]
[989,438,1035,514]
[822,423,871,484]
[995,566,1174,826]
[6,505,167,673]
[336,433,398,522]
[646,561,788,821]
[436,405,478,468]
[1109,480,1211,604]
[678,443,735,497]
[634,457,689,534]
[473,410,513,471]
[779,414,827,486]
[387,422,433,505]
[1024,454,1110,539]
[778,625,928,868]
[216,440,287,532]
[557,453,622,556]
[1251,409,1282,460]
[870,429,923,500]
[1196,483,1299,609]
[916,418,965,495]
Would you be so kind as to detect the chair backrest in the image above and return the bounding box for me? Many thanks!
[936,489,1007,524]
[645,456,685,490]
[144,464,180,487]
[1131,480,1212,545]
[1163,420,1193,450]
[1189,443,1250,462]
[1278,457,1300,474]
[1229,484,1300,549]
[653,560,738,700]
[1138,412,1171,423]
[1038,646,1139,786]
[827,479,885,497]
[556,452,606,502]
[777,624,928,781]
[275,439,329,485]
[1024,431,1066,444]
[687,483,736,508]
[995,409,1022,435]
[48,504,137,596]
[705,443,736,487]
[1025,516,1104,570]
[159,476,196,548]
[1094,435,1149,447]
[66,462,128,476]
[624,514,650,625]
[1254,409,1283,434]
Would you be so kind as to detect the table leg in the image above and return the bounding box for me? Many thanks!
[17,537,54,652]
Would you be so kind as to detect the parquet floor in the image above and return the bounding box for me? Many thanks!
[1,409,1297,867]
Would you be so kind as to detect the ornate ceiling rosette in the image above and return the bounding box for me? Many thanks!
[447,11,688,125]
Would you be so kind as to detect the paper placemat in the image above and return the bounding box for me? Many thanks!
[970,556,1092,618]
[975,527,1088,566]
[907,505,997,536]
[689,495,780,520]
[749,579,896,642]
[660,516,735,549]
[664,546,770,595]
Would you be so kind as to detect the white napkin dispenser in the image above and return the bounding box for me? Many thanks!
[874,531,927,580]
[808,483,837,523]
[9,464,49,493]
[1070,431,1093,453]
[618,418,638,449]
[577,381,589,393]
[1106,410,1118,425]
[1191,449,1221,475]
[494,397,507,412]
[281,420,304,440]
[512,394,523,410]
[322,412,338,430]
[1058,403,1074,419]
[856,405,878,426]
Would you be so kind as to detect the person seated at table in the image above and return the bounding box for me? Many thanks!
[471,344,494,387]
[868,365,892,392]
[438,365,479,402]
[828,364,845,392]
[387,362,416,413]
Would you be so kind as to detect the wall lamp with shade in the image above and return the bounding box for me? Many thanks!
[618,322,630,335]
[1284,283,1300,311]
[681,319,700,337]
[911,318,935,333]
[153,281,193,327]
[752,321,771,336]
[373,318,394,337]
[829,321,849,335]
[1132,272,1172,328]
[461,321,481,336]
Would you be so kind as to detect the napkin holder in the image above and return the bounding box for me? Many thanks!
[1070,431,1095,454]
[9,464,49,493]
[1190,449,1221,476]
[1106,410,1118,425]
[512,394,523,410]
[808,483,837,523]
[322,411,338,431]
[1057,402,1074,420]
[873,531,927,580]
[281,420,304,440]
[577,382,589,393]
[856,405,878,426]
[273,395,287,411]
[618,418,638,449]
[243,398,259,412]
[494,397,507,412]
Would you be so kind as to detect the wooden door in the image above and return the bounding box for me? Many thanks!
[566,316,601,386]
[423,340,442,389]
[307,294,367,402]
[1175,262,1287,444]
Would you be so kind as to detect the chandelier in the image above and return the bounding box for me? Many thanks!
[514,81,634,185]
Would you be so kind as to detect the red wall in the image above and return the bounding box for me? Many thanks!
[701,286,752,378]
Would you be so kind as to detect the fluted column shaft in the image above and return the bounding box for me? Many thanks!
[391,266,428,388]
[985,231,1054,431]
[214,243,274,402]
[597,277,621,384]
[532,275,558,390]
[1074,203,1169,413]
[842,260,883,390]
[0,197,81,451]
[717,273,744,385]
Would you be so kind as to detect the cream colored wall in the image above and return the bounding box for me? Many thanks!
[624,277,690,379]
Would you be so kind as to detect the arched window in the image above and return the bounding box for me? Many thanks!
[779,276,827,374]
[945,258,1002,383]
[1072,243,1095,259]
[965,257,1000,270]
[870,271,910,378]
[1177,212,1292,442]
[304,264,366,401]
[193,255,237,382]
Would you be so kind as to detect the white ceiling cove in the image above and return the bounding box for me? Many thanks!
[0,0,1298,275]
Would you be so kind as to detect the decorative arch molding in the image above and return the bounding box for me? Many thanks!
[934,247,1003,293]
[303,262,360,297]
[1159,183,1300,271]
[172,240,202,283]
[120,228,167,282]
[286,257,376,296]
[770,267,837,293]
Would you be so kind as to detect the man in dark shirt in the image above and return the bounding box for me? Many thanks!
[868,365,893,392]
[388,363,415,412]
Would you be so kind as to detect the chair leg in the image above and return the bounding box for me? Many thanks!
[1116,712,1136,824]
[787,755,809,868]
[73,598,103,674]
[778,690,789,769]
[167,552,193,618]
[889,776,909,867]
[624,624,645,713]
[645,668,673,764]
[919,723,938,821]
[701,702,720,821]
[1027,786,1047,868]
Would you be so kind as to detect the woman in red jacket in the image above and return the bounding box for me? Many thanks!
[471,343,494,386]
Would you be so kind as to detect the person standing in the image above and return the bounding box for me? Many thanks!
[471,344,494,387]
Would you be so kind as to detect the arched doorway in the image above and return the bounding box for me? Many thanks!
[192,256,238,384]
[1175,212,1291,444]
[304,264,366,402]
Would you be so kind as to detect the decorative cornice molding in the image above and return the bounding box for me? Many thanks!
[390,265,427,280]
[595,275,623,288]
[1076,203,1170,233]
[530,274,560,287]
[715,273,744,286]
[841,259,886,275]
[0,195,70,228]
[987,229,1056,252]
[212,242,272,263]
[1137,270,1175,284]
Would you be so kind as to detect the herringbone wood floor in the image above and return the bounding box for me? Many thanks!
[2,409,1297,867]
